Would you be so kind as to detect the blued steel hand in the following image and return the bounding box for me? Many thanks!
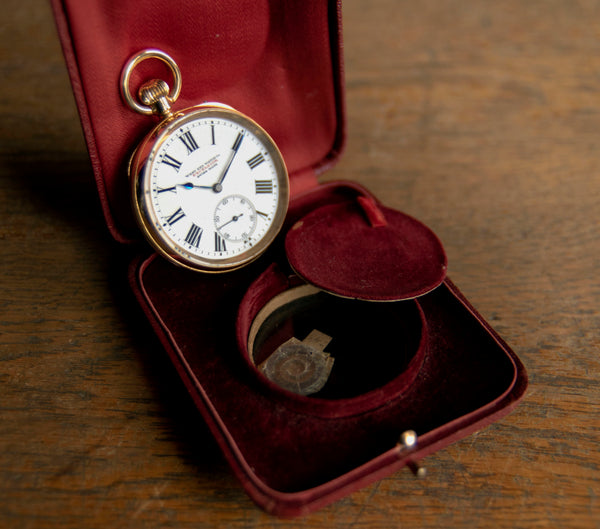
[178,182,213,190]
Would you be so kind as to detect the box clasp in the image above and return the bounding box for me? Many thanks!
[398,430,427,479]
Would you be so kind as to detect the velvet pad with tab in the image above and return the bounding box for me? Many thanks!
[286,198,447,300]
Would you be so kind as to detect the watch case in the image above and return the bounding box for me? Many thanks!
[50,0,527,517]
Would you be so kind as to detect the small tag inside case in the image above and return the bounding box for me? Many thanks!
[258,329,335,397]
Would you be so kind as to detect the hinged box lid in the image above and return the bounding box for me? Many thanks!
[51,0,345,242]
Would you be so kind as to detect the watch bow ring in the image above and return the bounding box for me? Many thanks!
[120,49,289,272]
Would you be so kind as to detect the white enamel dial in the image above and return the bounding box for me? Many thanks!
[132,105,289,272]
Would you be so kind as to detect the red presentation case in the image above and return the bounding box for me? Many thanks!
[50,0,527,517]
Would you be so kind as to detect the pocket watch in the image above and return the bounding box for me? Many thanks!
[120,49,289,272]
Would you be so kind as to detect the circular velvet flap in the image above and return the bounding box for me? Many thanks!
[285,198,447,301]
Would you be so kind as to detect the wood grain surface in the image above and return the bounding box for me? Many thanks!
[1,0,599,527]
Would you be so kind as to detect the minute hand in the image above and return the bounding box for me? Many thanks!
[215,132,243,189]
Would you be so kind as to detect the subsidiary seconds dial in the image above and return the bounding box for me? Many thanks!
[214,195,258,243]
[130,105,289,272]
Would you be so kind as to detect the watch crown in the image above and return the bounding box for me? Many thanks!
[138,79,173,118]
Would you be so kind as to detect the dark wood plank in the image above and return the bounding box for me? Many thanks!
[1,0,598,527]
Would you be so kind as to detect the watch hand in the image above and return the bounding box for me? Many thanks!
[178,182,213,190]
[214,132,243,191]
[218,213,244,230]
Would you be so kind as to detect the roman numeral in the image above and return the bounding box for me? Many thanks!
[211,124,216,145]
[179,131,199,154]
[165,207,185,225]
[232,132,243,151]
[247,153,265,170]
[161,153,182,171]
[255,180,273,194]
[157,186,177,193]
[214,232,227,252]
[184,224,203,247]
[256,210,269,219]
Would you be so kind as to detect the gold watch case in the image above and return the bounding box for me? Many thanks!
[122,50,289,273]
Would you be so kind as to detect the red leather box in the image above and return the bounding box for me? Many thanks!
[50,0,527,517]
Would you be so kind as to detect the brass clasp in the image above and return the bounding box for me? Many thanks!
[398,430,427,479]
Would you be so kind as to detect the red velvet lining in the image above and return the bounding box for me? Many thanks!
[128,182,527,515]
[51,0,344,241]
[131,248,526,511]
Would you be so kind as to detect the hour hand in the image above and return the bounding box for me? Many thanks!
[177,182,213,190]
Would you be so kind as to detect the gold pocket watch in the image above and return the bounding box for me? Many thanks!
[121,49,289,272]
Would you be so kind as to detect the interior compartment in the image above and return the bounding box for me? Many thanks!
[131,182,526,498]
[241,279,428,415]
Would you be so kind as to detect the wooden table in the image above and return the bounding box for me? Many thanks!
[1,1,598,527]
